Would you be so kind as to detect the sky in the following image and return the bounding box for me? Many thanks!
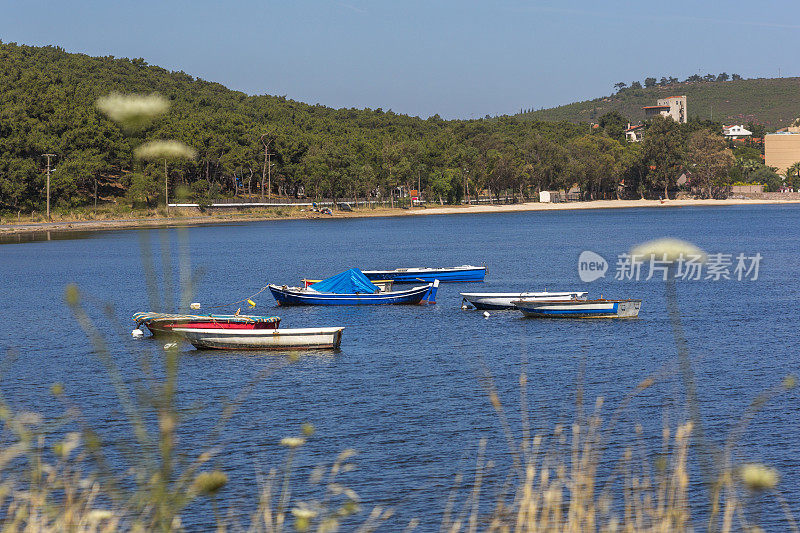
[2,0,800,119]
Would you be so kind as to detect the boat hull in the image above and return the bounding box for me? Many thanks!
[513,299,641,318]
[172,327,344,350]
[362,266,485,283]
[133,312,280,337]
[269,283,434,305]
[461,292,587,310]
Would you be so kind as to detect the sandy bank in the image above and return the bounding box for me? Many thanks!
[1,198,798,237]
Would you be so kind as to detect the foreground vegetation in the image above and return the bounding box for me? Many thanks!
[2,42,793,218]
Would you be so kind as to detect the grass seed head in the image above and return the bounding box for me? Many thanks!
[134,140,197,161]
[65,284,80,306]
[96,92,170,129]
[192,470,228,496]
[630,238,707,263]
[740,463,779,491]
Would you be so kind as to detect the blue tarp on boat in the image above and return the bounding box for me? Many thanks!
[309,268,380,294]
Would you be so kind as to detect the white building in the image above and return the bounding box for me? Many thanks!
[722,125,752,139]
[624,123,645,142]
[643,96,687,123]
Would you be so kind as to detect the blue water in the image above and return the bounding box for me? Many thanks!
[1,205,798,530]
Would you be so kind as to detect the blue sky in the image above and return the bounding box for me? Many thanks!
[2,1,799,119]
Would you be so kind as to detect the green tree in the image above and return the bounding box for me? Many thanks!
[752,166,782,192]
[126,170,160,207]
[642,116,685,199]
[786,162,800,190]
[685,130,734,198]
[644,77,657,88]
[598,111,629,141]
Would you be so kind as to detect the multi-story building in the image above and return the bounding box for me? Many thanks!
[765,133,800,175]
[643,96,687,123]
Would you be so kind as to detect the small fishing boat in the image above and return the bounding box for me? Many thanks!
[133,312,280,337]
[302,278,394,292]
[172,326,345,350]
[512,298,642,318]
[461,291,587,310]
[270,268,438,306]
[361,265,486,283]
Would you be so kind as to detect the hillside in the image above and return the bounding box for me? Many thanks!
[521,78,800,128]
[0,41,588,211]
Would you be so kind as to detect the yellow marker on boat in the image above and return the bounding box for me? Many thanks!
[247,299,256,308]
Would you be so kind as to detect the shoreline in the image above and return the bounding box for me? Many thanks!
[2,198,799,237]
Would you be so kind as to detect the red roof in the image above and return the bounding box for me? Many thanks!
[643,105,670,109]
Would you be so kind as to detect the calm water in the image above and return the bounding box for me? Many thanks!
[1,205,799,529]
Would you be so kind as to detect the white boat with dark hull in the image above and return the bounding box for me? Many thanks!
[172,326,345,350]
[512,298,641,318]
[461,291,587,310]
[362,265,486,283]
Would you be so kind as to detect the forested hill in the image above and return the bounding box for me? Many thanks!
[0,41,593,211]
[520,77,800,127]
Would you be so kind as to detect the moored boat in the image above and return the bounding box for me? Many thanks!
[172,326,344,350]
[361,265,485,283]
[512,298,641,318]
[270,268,438,306]
[461,291,587,310]
[133,312,280,337]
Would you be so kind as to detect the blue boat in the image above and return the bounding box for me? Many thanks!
[269,268,438,306]
[361,265,486,283]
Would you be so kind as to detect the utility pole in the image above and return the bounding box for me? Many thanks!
[260,134,274,202]
[164,159,169,215]
[268,149,273,199]
[42,154,56,220]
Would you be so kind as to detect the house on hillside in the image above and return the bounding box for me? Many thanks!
[643,96,687,123]
[624,123,645,142]
[722,125,752,139]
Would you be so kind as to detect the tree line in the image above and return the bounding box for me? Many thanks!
[614,73,744,93]
[0,43,780,213]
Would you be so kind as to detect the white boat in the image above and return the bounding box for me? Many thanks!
[171,326,344,350]
[512,299,641,318]
[461,291,587,310]
[361,265,486,283]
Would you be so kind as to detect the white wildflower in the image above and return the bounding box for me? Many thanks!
[96,93,169,129]
[630,238,706,263]
[134,140,197,161]
[740,463,779,491]
[280,437,306,448]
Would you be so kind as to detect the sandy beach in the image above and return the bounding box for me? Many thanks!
[2,197,799,236]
